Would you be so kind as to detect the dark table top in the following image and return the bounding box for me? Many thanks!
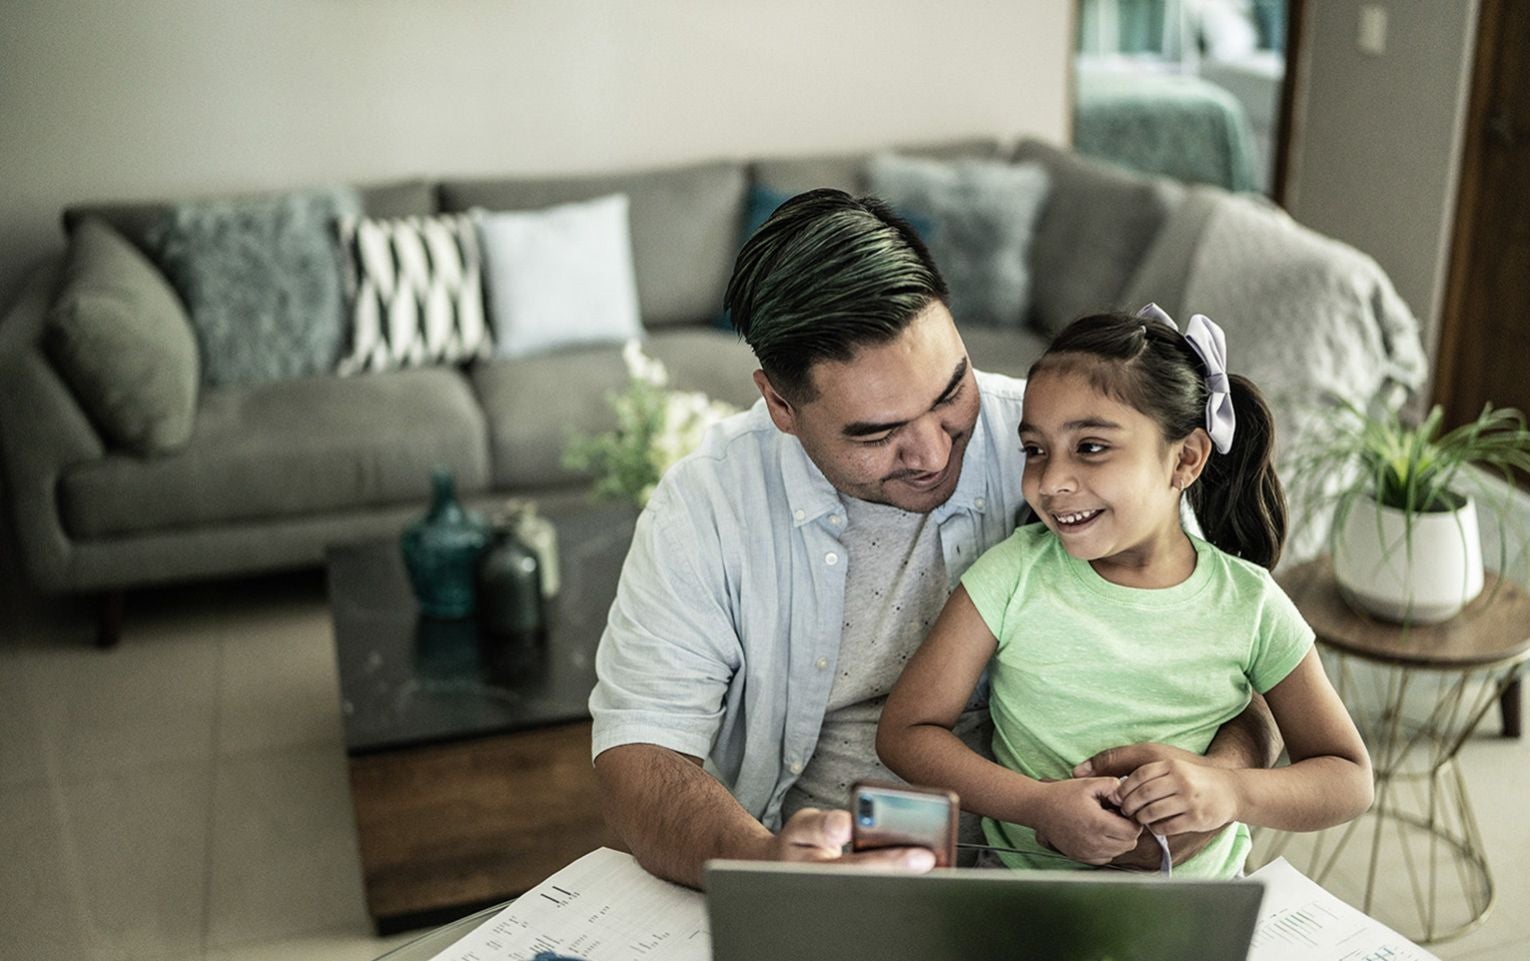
[326,502,638,756]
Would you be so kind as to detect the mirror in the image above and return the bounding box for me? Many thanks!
[1074,0,1291,197]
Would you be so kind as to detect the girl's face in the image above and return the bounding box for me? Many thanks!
[1018,367,1203,578]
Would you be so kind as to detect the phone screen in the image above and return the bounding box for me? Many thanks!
[849,781,959,867]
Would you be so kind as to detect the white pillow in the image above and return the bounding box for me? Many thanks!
[476,194,643,359]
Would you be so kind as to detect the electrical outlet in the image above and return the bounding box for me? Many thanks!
[1358,4,1388,56]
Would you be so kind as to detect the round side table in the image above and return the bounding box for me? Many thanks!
[1259,557,1530,944]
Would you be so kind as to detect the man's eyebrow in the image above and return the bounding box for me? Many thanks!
[842,358,968,438]
[1017,417,1126,435]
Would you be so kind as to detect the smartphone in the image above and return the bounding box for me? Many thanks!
[848,780,960,867]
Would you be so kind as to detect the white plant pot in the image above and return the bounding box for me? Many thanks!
[1333,495,1484,623]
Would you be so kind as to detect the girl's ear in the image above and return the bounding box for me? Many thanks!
[1172,428,1213,490]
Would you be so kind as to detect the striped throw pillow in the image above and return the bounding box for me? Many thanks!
[337,213,492,374]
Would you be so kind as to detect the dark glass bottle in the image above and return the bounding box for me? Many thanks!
[476,519,547,643]
[400,468,490,619]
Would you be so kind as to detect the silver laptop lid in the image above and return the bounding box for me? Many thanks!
[705,861,1263,961]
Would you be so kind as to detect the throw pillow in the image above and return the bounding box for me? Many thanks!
[45,219,200,455]
[866,154,1049,329]
[336,212,491,374]
[476,194,643,360]
[148,186,362,387]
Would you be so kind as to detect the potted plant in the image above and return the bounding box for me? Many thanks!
[1289,400,1530,623]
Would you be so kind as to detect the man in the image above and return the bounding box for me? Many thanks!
[589,190,1276,888]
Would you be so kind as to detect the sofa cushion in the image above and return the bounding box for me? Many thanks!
[752,137,1004,196]
[471,329,761,490]
[1012,139,1185,336]
[867,154,1049,330]
[476,194,643,359]
[148,187,362,388]
[45,219,200,456]
[337,211,491,374]
[439,161,747,329]
[59,367,490,538]
[61,179,437,256]
[957,324,1050,384]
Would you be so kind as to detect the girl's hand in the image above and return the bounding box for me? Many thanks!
[1112,759,1239,835]
[1033,778,1143,864]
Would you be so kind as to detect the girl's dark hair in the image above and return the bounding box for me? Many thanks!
[1031,311,1287,569]
[724,189,948,402]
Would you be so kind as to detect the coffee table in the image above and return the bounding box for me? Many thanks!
[326,502,636,934]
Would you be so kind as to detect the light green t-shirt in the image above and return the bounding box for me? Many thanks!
[960,523,1313,878]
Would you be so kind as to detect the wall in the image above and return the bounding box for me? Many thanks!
[1284,0,1480,370]
[0,0,1071,306]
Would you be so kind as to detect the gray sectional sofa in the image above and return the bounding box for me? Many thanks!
[0,137,1429,645]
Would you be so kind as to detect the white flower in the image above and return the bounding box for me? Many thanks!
[622,339,668,387]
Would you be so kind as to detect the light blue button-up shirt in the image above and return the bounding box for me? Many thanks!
[589,370,1028,830]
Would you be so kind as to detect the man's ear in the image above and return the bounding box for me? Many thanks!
[1173,428,1213,490]
[754,369,799,436]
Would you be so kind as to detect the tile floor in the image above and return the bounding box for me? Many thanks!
[1,564,1526,961]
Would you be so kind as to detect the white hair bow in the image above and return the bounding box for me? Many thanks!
[1136,303,1236,454]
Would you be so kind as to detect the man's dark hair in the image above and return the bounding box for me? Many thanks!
[723,188,948,402]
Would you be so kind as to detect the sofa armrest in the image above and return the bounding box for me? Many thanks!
[0,258,106,592]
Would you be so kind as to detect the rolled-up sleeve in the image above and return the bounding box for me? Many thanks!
[589,480,742,762]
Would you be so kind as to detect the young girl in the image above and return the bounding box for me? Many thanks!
[876,306,1373,878]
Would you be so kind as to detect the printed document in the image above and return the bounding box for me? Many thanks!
[427,847,709,961]
[1246,857,1442,961]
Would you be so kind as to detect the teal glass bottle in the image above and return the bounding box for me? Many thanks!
[401,468,490,619]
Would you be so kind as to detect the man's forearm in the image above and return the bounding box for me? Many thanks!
[1204,692,1282,769]
[593,743,774,889]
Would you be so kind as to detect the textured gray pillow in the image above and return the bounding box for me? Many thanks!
[1012,139,1185,335]
[149,186,362,387]
[46,219,200,455]
[867,154,1049,329]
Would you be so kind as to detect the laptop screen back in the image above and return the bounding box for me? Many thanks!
[705,861,1262,961]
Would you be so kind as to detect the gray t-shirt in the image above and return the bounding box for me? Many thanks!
[782,496,990,847]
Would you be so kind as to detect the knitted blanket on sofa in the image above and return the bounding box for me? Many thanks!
[1122,187,1431,562]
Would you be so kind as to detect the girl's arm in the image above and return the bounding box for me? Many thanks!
[876,587,1142,864]
[1114,649,1373,833]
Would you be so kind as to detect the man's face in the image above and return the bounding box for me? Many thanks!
[756,302,981,513]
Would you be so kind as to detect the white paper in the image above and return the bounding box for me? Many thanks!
[1247,858,1442,961]
[427,848,709,961]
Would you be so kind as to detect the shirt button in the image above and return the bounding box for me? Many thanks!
[975,497,987,509]
[794,509,806,521]
[816,656,829,670]
[825,552,839,566]
[829,514,842,526]
[788,760,804,775]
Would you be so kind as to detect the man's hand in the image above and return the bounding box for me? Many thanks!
[1070,743,1227,867]
[1112,758,1239,837]
[1030,778,1142,865]
[773,807,936,871]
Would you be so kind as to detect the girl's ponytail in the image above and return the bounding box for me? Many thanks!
[1186,373,1287,569]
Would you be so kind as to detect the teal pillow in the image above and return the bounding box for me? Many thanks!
[149,186,362,387]
[45,219,200,455]
[714,185,793,331]
[867,154,1049,329]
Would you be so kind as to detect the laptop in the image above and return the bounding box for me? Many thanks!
[704,861,1263,961]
